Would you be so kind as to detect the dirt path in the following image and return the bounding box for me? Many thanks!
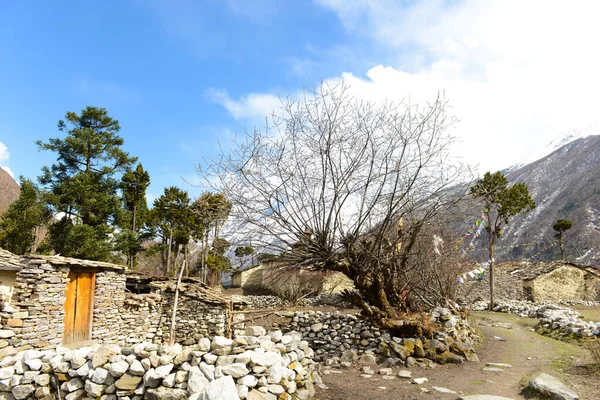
[315,311,599,399]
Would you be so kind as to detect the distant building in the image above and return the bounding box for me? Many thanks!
[230,257,355,295]
[458,260,600,304]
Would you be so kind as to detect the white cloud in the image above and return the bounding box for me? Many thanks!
[215,0,600,173]
[0,142,14,178]
[206,88,282,121]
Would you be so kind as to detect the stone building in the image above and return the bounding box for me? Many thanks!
[457,261,600,304]
[230,258,354,295]
[0,248,243,355]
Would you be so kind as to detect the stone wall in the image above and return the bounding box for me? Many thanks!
[0,254,244,353]
[0,333,321,400]
[120,289,245,346]
[525,266,600,302]
[456,271,523,305]
[271,309,478,367]
[239,266,263,288]
[92,271,127,344]
[0,259,69,351]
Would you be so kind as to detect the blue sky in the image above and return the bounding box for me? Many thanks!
[0,0,369,201]
[2,0,600,202]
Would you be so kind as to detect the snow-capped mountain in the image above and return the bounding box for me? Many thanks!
[470,134,600,266]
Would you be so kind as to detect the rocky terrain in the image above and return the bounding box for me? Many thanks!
[0,168,19,216]
[466,135,600,266]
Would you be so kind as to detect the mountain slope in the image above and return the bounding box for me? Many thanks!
[470,135,600,266]
[0,168,19,216]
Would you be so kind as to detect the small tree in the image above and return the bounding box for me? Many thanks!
[118,164,151,267]
[234,245,254,268]
[553,219,572,260]
[470,171,536,309]
[0,178,51,254]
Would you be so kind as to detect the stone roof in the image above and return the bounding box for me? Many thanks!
[25,254,126,271]
[0,248,23,271]
[500,260,600,281]
[127,275,232,306]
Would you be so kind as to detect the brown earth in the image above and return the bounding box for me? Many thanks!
[315,311,600,399]
[0,167,19,215]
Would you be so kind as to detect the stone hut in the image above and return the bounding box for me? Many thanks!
[0,249,243,355]
[457,261,600,304]
[230,258,354,295]
[518,261,600,302]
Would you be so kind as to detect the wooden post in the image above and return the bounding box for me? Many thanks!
[169,259,186,346]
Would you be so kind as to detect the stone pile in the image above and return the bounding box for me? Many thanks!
[275,308,478,367]
[233,296,285,310]
[471,300,600,337]
[233,293,353,310]
[0,330,321,400]
[296,294,352,309]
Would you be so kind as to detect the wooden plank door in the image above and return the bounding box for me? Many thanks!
[63,271,96,345]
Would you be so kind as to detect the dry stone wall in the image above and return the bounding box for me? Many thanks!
[0,259,69,351]
[271,308,479,368]
[0,332,321,400]
[456,271,523,305]
[0,256,243,354]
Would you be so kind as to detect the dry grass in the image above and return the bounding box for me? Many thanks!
[583,337,600,367]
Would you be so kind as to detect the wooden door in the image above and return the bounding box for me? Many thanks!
[63,271,95,345]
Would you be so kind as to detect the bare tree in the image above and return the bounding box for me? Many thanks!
[199,83,469,325]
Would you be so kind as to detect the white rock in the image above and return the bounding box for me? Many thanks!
[199,362,215,381]
[528,373,579,400]
[84,380,105,397]
[0,367,14,380]
[108,361,129,377]
[238,374,258,388]
[128,360,145,376]
[91,368,109,384]
[412,377,428,384]
[201,376,239,400]
[433,386,457,394]
[187,366,209,395]
[246,326,267,336]
[221,363,249,378]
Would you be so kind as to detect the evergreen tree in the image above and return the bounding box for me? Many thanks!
[234,245,254,269]
[150,187,192,274]
[553,219,572,260]
[206,238,231,287]
[471,171,536,309]
[192,192,232,283]
[0,177,51,254]
[36,106,136,260]
[117,164,151,267]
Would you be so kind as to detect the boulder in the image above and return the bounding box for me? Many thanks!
[188,366,210,395]
[201,375,239,400]
[528,373,579,400]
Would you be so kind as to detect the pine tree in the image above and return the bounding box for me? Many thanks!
[553,219,572,260]
[0,177,51,254]
[116,164,151,267]
[36,106,136,260]
[471,171,536,309]
[150,187,192,274]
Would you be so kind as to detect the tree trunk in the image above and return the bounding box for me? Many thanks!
[559,234,565,260]
[169,258,186,346]
[167,227,173,275]
[488,237,495,311]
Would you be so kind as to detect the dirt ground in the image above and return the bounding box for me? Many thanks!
[315,311,600,399]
